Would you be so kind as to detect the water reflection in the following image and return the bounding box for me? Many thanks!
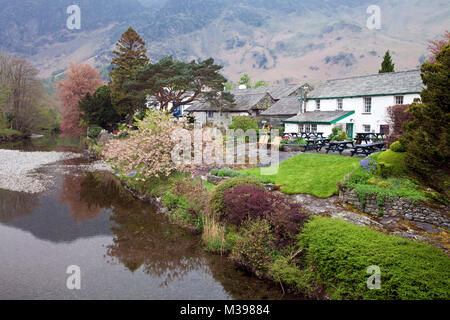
[0,166,299,299]
[0,189,40,223]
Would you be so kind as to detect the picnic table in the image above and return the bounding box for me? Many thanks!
[303,138,331,152]
[350,142,385,157]
[355,133,373,144]
[299,132,324,139]
[326,140,354,155]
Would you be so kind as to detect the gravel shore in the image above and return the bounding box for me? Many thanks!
[0,149,80,193]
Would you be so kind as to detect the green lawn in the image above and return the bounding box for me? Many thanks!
[242,154,360,198]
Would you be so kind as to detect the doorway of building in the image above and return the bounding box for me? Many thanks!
[346,123,354,138]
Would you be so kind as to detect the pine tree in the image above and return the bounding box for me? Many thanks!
[379,50,395,73]
[110,27,149,124]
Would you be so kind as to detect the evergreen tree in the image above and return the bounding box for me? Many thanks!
[127,56,234,113]
[109,27,149,124]
[79,85,121,130]
[401,44,450,198]
[379,50,395,73]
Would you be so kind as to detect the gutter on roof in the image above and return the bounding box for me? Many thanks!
[282,111,355,125]
[307,92,421,100]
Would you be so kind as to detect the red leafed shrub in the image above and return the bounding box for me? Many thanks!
[222,185,308,245]
[385,104,414,147]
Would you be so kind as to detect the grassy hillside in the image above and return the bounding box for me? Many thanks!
[0,0,448,83]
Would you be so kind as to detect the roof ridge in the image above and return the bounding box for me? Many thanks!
[326,69,420,82]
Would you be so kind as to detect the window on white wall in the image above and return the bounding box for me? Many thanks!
[364,97,372,113]
[311,124,318,132]
[207,111,214,118]
[395,96,404,105]
[316,100,320,110]
[337,99,343,110]
[363,124,371,132]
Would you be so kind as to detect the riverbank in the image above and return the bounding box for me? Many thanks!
[111,168,450,300]
[0,149,80,193]
[0,129,26,142]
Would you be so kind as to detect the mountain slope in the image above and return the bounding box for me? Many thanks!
[0,0,448,83]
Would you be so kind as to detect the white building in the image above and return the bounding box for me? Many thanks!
[283,70,423,138]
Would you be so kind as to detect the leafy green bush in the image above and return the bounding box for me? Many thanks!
[329,126,348,141]
[377,150,407,177]
[228,115,258,131]
[210,176,262,217]
[217,168,241,177]
[390,141,406,152]
[210,168,219,176]
[230,218,276,278]
[298,216,450,300]
[88,126,103,139]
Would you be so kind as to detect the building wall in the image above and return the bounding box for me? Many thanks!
[190,111,249,128]
[305,94,420,134]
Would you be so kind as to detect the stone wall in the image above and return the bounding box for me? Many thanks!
[339,189,450,230]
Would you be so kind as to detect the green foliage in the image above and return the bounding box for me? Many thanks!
[87,126,103,139]
[238,74,252,88]
[209,176,262,217]
[253,80,269,88]
[230,218,276,278]
[298,216,450,300]
[389,141,406,152]
[0,128,25,140]
[210,168,242,177]
[329,126,348,141]
[379,50,395,73]
[243,154,360,198]
[128,56,234,113]
[270,256,314,293]
[109,27,149,124]
[228,115,259,131]
[402,44,450,197]
[79,85,122,130]
[377,149,407,177]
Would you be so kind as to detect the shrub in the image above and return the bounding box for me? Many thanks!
[88,126,103,139]
[209,176,262,217]
[329,126,348,141]
[210,168,219,176]
[217,168,242,177]
[390,141,406,153]
[298,216,450,300]
[377,150,407,177]
[228,115,259,132]
[222,185,308,246]
[102,110,185,178]
[230,218,275,278]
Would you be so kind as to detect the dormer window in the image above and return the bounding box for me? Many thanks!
[316,100,320,110]
[337,98,343,110]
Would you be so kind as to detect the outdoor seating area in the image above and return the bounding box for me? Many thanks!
[282,132,386,157]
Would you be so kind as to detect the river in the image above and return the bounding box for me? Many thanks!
[0,136,299,300]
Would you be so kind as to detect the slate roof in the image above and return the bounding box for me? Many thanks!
[308,70,423,99]
[186,92,270,112]
[228,84,304,100]
[261,96,303,116]
[284,110,355,124]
